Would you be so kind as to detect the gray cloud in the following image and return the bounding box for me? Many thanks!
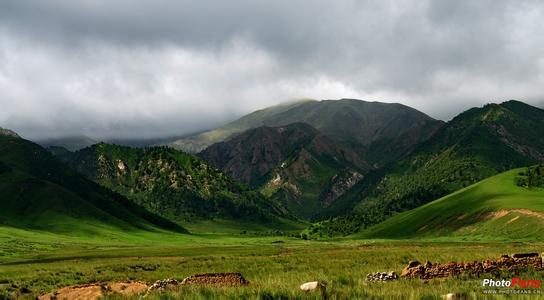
[1,0,544,139]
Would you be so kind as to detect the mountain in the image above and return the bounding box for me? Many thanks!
[55,143,289,223]
[359,166,544,241]
[169,99,443,166]
[311,100,544,236]
[0,131,186,235]
[200,123,370,218]
[37,135,98,151]
[0,127,20,138]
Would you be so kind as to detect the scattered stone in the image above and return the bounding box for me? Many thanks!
[366,271,398,281]
[300,281,326,292]
[181,272,249,286]
[402,253,543,279]
[147,278,181,292]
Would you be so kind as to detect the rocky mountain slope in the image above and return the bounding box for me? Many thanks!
[200,123,370,218]
[56,143,289,223]
[0,130,186,235]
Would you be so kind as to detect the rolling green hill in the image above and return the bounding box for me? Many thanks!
[200,123,370,218]
[55,143,291,224]
[169,99,443,166]
[0,132,186,236]
[359,167,544,241]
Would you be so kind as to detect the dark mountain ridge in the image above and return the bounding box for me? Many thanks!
[0,132,186,234]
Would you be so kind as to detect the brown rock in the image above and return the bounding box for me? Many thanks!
[181,273,249,286]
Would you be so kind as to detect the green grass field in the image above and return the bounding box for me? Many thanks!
[360,168,544,241]
[1,225,543,299]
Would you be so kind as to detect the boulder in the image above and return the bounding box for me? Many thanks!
[300,281,326,292]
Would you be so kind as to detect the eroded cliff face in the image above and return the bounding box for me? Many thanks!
[321,170,364,207]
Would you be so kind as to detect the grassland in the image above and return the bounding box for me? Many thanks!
[1,223,543,299]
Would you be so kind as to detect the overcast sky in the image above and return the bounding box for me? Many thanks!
[1,1,544,139]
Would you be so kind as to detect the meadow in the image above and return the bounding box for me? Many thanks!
[1,225,543,299]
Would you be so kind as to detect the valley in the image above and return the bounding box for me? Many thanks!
[1,99,544,299]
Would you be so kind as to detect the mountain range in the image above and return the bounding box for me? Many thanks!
[2,98,544,240]
[169,99,443,166]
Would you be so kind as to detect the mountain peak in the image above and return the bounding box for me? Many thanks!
[0,127,20,138]
[168,98,442,153]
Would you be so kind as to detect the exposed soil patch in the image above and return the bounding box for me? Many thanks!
[483,210,509,220]
[483,209,544,221]
[39,281,148,300]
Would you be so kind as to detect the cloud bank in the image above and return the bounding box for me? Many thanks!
[1,0,544,139]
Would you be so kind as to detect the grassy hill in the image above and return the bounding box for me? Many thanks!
[55,143,292,225]
[0,133,186,237]
[359,167,544,241]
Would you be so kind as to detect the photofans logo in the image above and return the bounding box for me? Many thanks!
[482,278,542,295]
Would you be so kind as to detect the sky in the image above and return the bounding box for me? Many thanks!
[1,1,544,140]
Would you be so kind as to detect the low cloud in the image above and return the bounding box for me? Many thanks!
[1,1,544,139]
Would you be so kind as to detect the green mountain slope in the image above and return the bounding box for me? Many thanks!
[360,166,544,241]
[0,133,186,236]
[56,143,289,223]
[356,101,543,216]
[169,99,443,166]
[310,100,544,236]
[200,123,370,218]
